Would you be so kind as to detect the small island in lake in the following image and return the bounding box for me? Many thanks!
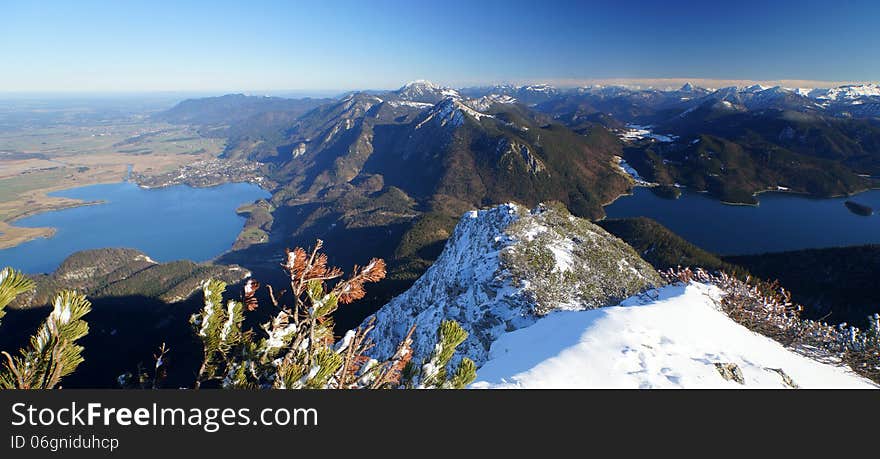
[845,200,874,216]
[649,185,682,200]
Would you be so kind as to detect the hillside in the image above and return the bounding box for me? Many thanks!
[266,90,630,219]
[727,245,880,327]
[154,93,330,127]
[154,93,333,162]
[599,218,880,329]
[11,248,251,308]
[597,217,742,273]
[621,132,871,204]
[0,248,252,387]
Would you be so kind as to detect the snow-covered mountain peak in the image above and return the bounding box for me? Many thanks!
[523,83,556,93]
[760,85,789,94]
[401,79,439,89]
[395,80,461,103]
[743,83,771,93]
[808,83,880,101]
[365,202,663,366]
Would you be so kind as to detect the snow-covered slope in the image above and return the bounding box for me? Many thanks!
[808,84,880,102]
[394,80,461,103]
[365,203,662,366]
[472,283,877,389]
[465,93,517,111]
[414,97,494,130]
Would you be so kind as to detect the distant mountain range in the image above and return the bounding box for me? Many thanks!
[155,80,880,324]
[158,79,880,204]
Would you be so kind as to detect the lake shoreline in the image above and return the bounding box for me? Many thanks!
[604,187,880,256]
[0,181,270,273]
[602,183,880,211]
[0,176,272,251]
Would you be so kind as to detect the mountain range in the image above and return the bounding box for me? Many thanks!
[149,79,880,328]
[180,81,637,316]
[4,80,876,387]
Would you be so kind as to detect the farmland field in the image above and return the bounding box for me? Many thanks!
[0,119,226,249]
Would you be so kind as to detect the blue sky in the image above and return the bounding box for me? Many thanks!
[1,0,878,92]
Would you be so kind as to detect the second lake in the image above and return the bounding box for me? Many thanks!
[604,187,880,255]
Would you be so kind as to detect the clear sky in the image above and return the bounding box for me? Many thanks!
[2,0,878,92]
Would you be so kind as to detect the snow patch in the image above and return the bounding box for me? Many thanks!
[547,242,574,272]
[614,156,651,185]
[466,94,517,111]
[415,98,494,130]
[388,100,434,109]
[809,84,880,101]
[619,124,677,143]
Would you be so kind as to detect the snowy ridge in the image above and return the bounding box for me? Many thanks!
[365,203,661,366]
[388,100,434,109]
[367,204,528,365]
[465,94,517,112]
[415,98,494,129]
[395,80,461,102]
[473,283,877,389]
[808,84,880,101]
[522,84,555,93]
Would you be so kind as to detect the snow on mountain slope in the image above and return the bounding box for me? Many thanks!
[365,203,662,366]
[619,124,677,142]
[414,97,494,129]
[809,84,880,101]
[614,156,652,185]
[395,80,461,103]
[472,283,877,389]
[465,94,517,111]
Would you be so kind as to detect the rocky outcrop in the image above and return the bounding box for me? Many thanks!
[364,202,663,366]
[715,363,745,385]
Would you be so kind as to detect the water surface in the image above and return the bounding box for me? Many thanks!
[0,182,269,273]
[604,188,880,255]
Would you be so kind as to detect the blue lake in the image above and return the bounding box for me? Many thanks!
[0,182,270,273]
[604,188,880,255]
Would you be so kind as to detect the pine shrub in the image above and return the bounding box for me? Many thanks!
[0,267,93,389]
[190,240,476,389]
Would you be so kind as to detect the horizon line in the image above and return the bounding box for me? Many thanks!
[0,77,877,96]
